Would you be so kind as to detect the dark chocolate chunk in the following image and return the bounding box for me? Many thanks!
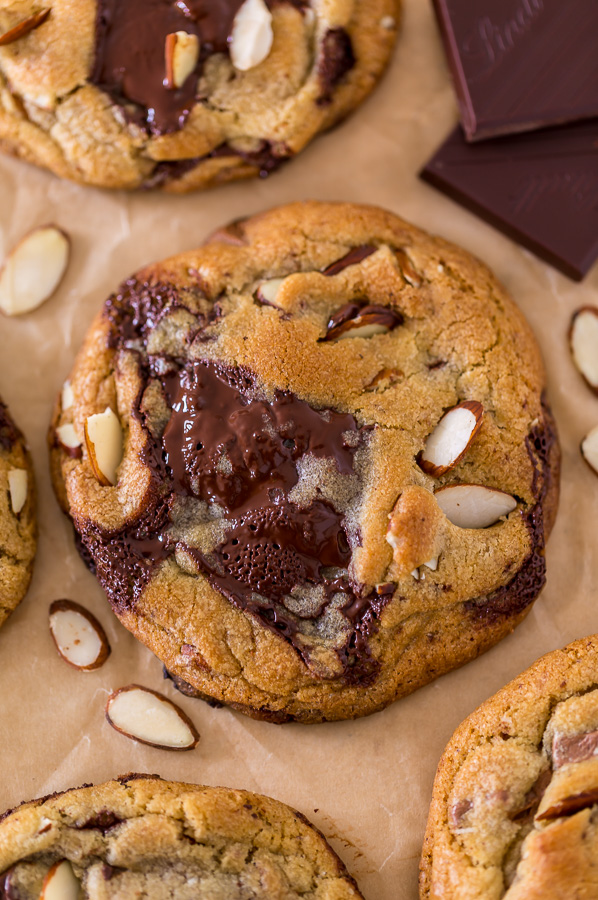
[143,140,291,189]
[317,28,355,105]
[322,245,377,276]
[432,0,598,141]
[553,730,598,769]
[77,810,124,834]
[510,768,551,822]
[449,798,472,829]
[420,122,598,281]
[537,789,598,821]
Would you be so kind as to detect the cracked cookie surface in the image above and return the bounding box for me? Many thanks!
[0,774,364,898]
[0,395,36,630]
[49,201,559,722]
[0,0,399,191]
[420,634,598,900]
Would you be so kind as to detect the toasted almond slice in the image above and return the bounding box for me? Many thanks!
[40,859,79,900]
[324,304,403,341]
[164,31,199,89]
[84,407,123,486]
[570,307,598,393]
[230,0,273,71]
[436,484,517,529]
[418,401,484,477]
[61,379,74,411]
[8,468,27,515]
[56,423,82,454]
[256,277,285,306]
[0,226,70,316]
[49,600,110,671]
[581,425,598,475]
[0,8,50,46]
[106,685,199,751]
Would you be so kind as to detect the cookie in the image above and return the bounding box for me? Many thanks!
[49,201,559,723]
[420,634,598,900]
[0,0,399,191]
[0,774,363,898]
[0,396,36,629]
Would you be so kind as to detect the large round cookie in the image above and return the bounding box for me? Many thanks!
[0,774,363,898]
[0,0,399,191]
[0,396,35,629]
[420,634,598,900]
[49,201,559,723]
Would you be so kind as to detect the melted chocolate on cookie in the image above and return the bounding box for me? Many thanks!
[79,280,392,683]
[465,398,555,624]
[92,0,312,135]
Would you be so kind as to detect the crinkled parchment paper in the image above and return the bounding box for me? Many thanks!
[0,2,596,897]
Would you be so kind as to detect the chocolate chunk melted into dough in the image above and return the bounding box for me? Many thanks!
[82,291,392,682]
[92,0,244,133]
[158,360,387,681]
[162,361,357,510]
[92,0,310,134]
[465,398,556,624]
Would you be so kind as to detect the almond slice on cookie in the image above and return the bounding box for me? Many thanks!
[436,484,517,529]
[418,401,484,477]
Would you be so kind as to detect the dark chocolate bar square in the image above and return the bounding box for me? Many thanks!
[432,0,598,141]
[420,121,598,281]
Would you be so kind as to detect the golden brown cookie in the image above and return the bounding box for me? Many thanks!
[420,634,598,900]
[0,0,399,191]
[49,201,559,723]
[0,774,363,898]
[0,395,36,629]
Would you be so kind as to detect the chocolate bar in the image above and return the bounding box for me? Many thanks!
[420,121,598,281]
[432,0,598,141]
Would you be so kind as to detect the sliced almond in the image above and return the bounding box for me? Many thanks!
[230,0,273,71]
[84,407,123,486]
[418,401,484,477]
[0,8,50,46]
[581,425,598,475]
[324,304,403,341]
[56,423,82,455]
[40,860,80,900]
[570,307,598,393]
[423,556,439,571]
[49,600,110,671]
[164,31,199,90]
[436,484,517,529]
[0,226,70,316]
[61,380,74,411]
[256,277,285,307]
[106,685,199,751]
[8,468,28,515]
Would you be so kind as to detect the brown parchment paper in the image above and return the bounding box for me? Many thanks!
[0,1,597,896]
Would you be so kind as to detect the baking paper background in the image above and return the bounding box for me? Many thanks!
[0,1,596,896]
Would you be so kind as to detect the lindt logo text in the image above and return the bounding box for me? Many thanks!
[461,0,544,73]
[512,171,598,215]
